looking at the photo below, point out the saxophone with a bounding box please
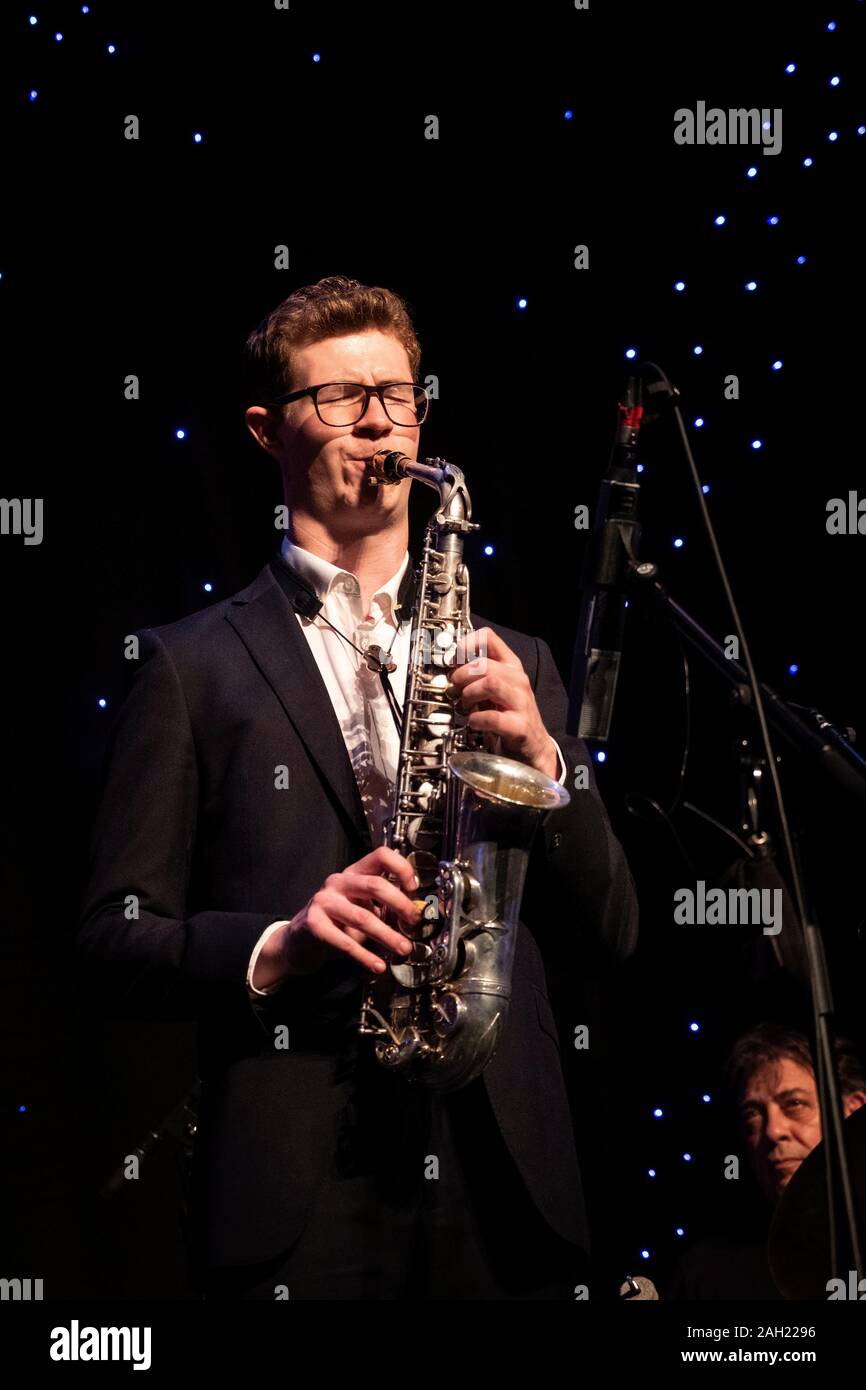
[358,448,570,1093]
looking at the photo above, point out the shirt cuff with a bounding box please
[247,919,292,997]
[550,737,568,785]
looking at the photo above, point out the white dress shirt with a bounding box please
[246,529,567,996]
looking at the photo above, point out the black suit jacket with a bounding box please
[76,554,639,1269]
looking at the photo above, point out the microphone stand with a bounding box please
[587,362,865,1291]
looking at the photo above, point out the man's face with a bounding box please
[739,1056,865,1202]
[246,330,419,536]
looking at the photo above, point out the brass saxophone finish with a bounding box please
[358,449,570,1092]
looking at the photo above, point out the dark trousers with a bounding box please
[198,1056,587,1300]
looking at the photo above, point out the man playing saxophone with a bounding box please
[77,275,639,1299]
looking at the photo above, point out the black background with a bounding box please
[1,0,864,1298]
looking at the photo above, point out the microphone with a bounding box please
[567,376,644,741]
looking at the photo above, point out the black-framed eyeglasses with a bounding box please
[264,381,430,428]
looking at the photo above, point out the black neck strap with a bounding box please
[268,549,417,624]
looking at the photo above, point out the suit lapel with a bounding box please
[225,561,374,854]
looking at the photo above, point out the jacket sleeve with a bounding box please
[522,634,639,969]
[75,627,298,1025]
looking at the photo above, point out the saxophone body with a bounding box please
[358,449,570,1093]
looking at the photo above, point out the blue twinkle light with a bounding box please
[516,297,527,310]
[636,463,644,474]
[683,1153,692,1163]
[674,280,686,292]
[625,347,637,359]
[29,89,38,101]
[788,663,799,675]
[673,537,684,548]
[596,750,606,763]
[647,1169,656,1178]
[55,31,63,41]
[653,1107,663,1117]
[641,1249,651,1261]
[745,280,757,291]
[767,215,779,226]
[29,15,37,24]
[828,131,839,142]
[194,132,203,144]
[203,582,213,593]
[693,344,703,355]
[483,544,494,556]
[702,1093,711,1103]
[313,52,321,62]
[772,359,783,370]
[796,255,807,265]
[702,484,710,494]
[19,1104,27,1112]
[175,428,186,440]
[694,417,704,428]
[564,109,573,121]
[827,21,837,31]
[98,698,107,708]
[689,1021,700,1033]
[107,44,116,54]
[751,439,763,450]
[803,157,813,167]
[830,76,840,87]
[746,166,757,178]
[676,1227,685,1237]
[785,63,796,74]
[858,127,866,137]
[713,214,726,226]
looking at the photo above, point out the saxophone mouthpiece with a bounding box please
[369,448,409,485]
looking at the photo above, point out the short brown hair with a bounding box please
[243,275,422,407]
[725,1022,866,1103]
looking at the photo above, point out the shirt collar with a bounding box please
[279,531,410,621]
